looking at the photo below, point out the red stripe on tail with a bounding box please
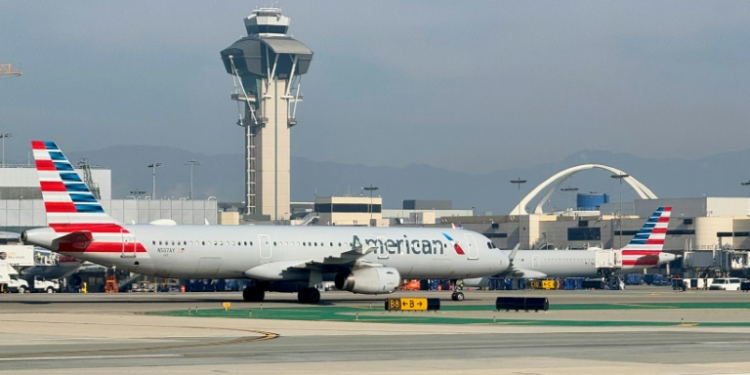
[40,181,67,192]
[35,160,56,171]
[31,141,47,150]
[45,202,77,213]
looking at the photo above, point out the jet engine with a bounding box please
[335,267,400,294]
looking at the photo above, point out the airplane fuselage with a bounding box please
[26,225,508,281]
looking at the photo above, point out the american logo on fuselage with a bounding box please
[352,234,461,256]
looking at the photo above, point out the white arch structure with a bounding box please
[509,164,658,215]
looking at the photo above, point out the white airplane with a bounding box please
[465,206,676,286]
[21,141,510,303]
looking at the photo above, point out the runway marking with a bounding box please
[0,320,279,359]
[619,303,678,309]
[0,354,183,362]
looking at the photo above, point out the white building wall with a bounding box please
[0,167,111,200]
[0,199,218,227]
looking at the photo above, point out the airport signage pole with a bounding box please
[611,173,629,248]
[148,162,163,200]
[186,160,200,200]
[0,133,11,167]
[363,185,378,226]
[510,178,527,248]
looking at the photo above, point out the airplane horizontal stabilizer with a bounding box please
[51,231,93,252]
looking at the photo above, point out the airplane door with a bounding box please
[121,231,137,258]
[463,233,479,260]
[259,234,272,259]
[376,236,388,259]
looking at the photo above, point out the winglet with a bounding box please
[507,243,521,262]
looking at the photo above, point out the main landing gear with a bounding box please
[450,279,465,301]
[242,286,265,302]
[297,287,320,304]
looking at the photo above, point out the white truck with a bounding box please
[1,259,30,293]
[27,276,60,293]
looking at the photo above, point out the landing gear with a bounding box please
[298,287,321,304]
[450,279,465,301]
[451,292,465,301]
[242,286,265,302]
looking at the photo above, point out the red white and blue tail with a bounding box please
[30,141,144,255]
[621,206,671,267]
[32,140,118,227]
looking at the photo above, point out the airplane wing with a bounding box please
[502,268,549,278]
[294,244,379,268]
[244,243,379,280]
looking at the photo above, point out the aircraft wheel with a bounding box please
[451,292,464,301]
[298,288,320,304]
[242,286,265,302]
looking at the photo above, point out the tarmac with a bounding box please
[1,286,750,374]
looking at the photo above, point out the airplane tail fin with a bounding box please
[621,206,671,266]
[32,140,122,232]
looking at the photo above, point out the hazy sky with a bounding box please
[2,1,749,173]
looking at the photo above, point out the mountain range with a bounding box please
[10,146,737,214]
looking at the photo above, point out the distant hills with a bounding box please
[44,146,750,215]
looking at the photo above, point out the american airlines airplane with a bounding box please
[21,141,510,303]
[464,206,676,286]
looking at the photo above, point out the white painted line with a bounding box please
[0,354,183,362]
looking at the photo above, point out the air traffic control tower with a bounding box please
[220,8,313,221]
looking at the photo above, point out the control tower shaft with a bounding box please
[221,8,313,221]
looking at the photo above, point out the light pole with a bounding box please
[510,178,527,248]
[185,160,200,200]
[611,173,629,248]
[363,185,379,225]
[0,133,12,167]
[742,180,750,198]
[147,163,163,199]
[560,187,579,210]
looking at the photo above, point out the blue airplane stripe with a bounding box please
[630,239,648,244]
[75,204,104,213]
[60,173,82,182]
[44,141,59,150]
[65,183,89,192]
[442,233,454,241]
[54,162,74,171]
[49,151,66,161]
[70,193,97,203]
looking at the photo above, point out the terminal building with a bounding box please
[0,165,218,233]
